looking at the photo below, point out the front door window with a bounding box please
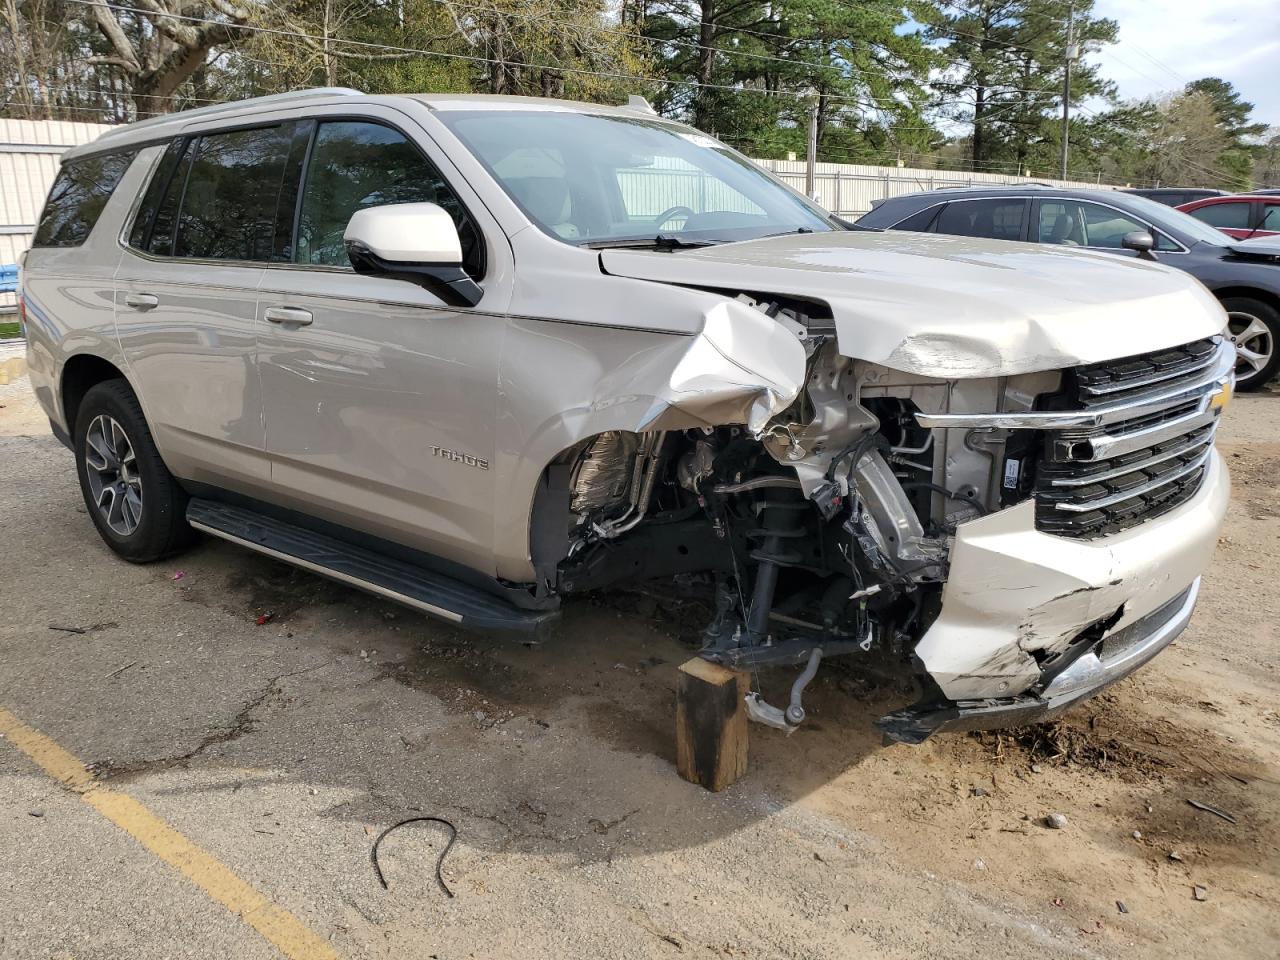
[294,120,484,278]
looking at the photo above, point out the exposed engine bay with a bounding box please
[544,297,1075,737]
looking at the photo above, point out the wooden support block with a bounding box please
[676,657,749,792]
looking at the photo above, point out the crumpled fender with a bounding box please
[492,294,806,582]
[637,298,806,433]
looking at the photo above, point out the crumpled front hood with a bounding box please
[600,231,1228,378]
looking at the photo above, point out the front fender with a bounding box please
[491,299,807,582]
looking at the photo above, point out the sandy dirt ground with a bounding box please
[0,367,1276,960]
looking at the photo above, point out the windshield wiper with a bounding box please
[583,234,724,251]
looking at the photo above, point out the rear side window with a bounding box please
[128,138,190,253]
[1187,201,1252,230]
[33,151,135,248]
[934,199,1026,241]
[890,206,941,231]
[1263,205,1280,231]
[173,126,290,261]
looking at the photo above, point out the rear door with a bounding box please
[116,124,294,494]
[931,197,1031,242]
[254,108,514,574]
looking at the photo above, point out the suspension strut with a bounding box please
[743,497,809,645]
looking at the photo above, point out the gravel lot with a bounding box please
[1,369,1277,960]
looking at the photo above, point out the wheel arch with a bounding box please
[1210,285,1280,314]
[60,353,131,436]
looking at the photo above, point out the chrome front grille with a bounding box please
[1074,338,1219,399]
[914,337,1234,541]
[1033,338,1230,539]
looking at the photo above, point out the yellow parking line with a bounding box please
[0,707,340,960]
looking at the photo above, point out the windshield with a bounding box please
[1122,193,1233,247]
[437,110,838,246]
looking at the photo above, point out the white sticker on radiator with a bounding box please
[1003,458,1021,489]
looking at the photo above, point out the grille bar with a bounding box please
[1080,405,1217,461]
[1045,447,1212,513]
[1076,338,1218,397]
[1029,337,1231,540]
[1047,428,1214,487]
[915,338,1234,431]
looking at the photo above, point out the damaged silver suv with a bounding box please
[21,89,1233,743]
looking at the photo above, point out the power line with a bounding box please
[65,0,966,115]
[62,0,1081,137]
[1126,43,1188,87]
[419,0,932,91]
[1093,47,1179,91]
[30,0,1143,158]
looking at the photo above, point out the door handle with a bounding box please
[263,306,314,326]
[124,292,159,310]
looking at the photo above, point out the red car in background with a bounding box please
[1176,194,1280,239]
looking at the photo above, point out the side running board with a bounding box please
[186,499,557,637]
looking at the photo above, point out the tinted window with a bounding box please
[145,140,197,257]
[33,151,135,247]
[1263,205,1280,230]
[934,199,1025,241]
[173,126,289,261]
[891,206,941,231]
[128,138,190,252]
[295,121,482,276]
[1187,201,1252,229]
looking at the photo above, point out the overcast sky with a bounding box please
[1090,0,1280,129]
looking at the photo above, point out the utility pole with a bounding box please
[805,99,819,199]
[1059,3,1077,180]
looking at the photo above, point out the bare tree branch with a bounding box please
[86,0,141,72]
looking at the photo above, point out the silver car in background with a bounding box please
[20,88,1232,742]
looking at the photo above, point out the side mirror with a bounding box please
[1121,230,1158,260]
[343,203,482,307]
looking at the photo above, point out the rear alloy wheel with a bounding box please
[74,379,194,562]
[1221,297,1280,392]
[84,414,144,535]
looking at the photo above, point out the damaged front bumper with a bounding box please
[878,447,1229,744]
[877,578,1199,743]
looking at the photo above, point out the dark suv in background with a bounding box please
[858,186,1280,390]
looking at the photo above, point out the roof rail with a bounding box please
[94,87,364,143]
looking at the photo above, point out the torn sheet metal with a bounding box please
[635,298,807,434]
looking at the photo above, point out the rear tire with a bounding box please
[1220,296,1279,391]
[74,379,194,562]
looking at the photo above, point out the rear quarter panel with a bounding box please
[22,148,157,433]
